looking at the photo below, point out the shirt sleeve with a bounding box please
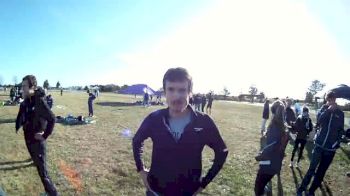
[201,115,228,188]
[132,115,153,172]
[39,98,56,139]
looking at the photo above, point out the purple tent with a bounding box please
[118,84,155,95]
[154,90,164,97]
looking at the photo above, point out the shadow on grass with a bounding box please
[291,167,305,194]
[319,182,333,196]
[0,159,34,171]
[96,102,138,107]
[277,173,284,196]
[291,168,299,192]
[0,118,16,124]
[305,141,315,161]
[0,158,32,165]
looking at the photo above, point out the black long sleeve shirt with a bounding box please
[132,106,228,195]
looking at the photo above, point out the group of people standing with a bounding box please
[11,69,347,196]
[189,93,214,115]
[257,93,345,196]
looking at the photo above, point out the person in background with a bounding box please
[88,92,96,117]
[289,107,313,168]
[297,91,344,196]
[254,100,286,196]
[201,94,207,112]
[261,99,270,136]
[46,94,53,109]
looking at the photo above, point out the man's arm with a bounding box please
[338,111,345,142]
[132,115,152,172]
[15,103,25,132]
[39,98,56,139]
[201,116,228,189]
[317,104,330,124]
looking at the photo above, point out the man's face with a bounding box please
[164,80,190,113]
[21,80,34,98]
[326,97,336,105]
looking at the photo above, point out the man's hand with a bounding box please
[34,132,45,141]
[328,103,337,111]
[193,187,203,195]
[139,169,151,190]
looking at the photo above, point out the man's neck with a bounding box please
[169,107,190,119]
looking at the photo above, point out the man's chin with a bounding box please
[170,106,186,113]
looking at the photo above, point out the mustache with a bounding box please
[171,100,184,104]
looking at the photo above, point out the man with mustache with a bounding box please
[132,67,228,196]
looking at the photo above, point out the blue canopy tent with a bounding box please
[154,90,164,97]
[118,84,155,95]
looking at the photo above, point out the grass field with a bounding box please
[1,91,349,196]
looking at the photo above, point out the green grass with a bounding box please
[1,91,349,196]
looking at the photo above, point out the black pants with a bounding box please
[26,140,58,196]
[254,170,275,196]
[201,103,206,112]
[88,103,93,116]
[291,139,307,163]
[298,147,335,194]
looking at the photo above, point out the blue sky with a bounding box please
[1,0,349,99]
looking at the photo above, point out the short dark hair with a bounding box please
[162,67,193,92]
[326,91,336,100]
[303,107,309,112]
[22,75,37,88]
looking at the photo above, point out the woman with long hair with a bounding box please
[254,100,287,196]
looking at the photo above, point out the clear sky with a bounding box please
[1,0,349,99]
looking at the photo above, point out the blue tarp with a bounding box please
[118,84,156,95]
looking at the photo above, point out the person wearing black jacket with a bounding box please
[15,75,58,196]
[297,91,344,196]
[261,99,270,136]
[88,93,96,117]
[201,95,207,112]
[254,100,287,196]
[289,107,313,168]
[285,98,296,131]
[46,94,53,109]
[133,68,228,196]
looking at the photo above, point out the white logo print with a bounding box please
[194,128,203,132]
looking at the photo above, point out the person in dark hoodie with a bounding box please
[46,94,53,109]
[88,92,96,117]
[201,94,207,112]
[194,94,201,111]
[285,98,296,131]
[133,67,228,196]
[206,93,214,115]
[297,91,344,196]
[289,107,313,168]
[254,100,286,196]
[15,75,58,196]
